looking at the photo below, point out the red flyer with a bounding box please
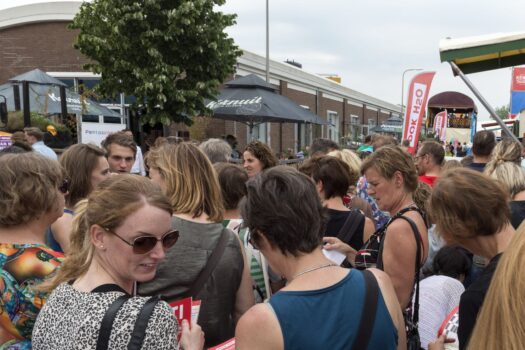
[208,338,235,350]
[169,297,192,339]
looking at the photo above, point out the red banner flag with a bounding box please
[433,110,447,141]
[510,67,525,118]
[402,72,436,154]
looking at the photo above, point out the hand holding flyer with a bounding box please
[170,297,201,340]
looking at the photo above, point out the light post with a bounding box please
[401,68,423,118]
[265,0,271,145]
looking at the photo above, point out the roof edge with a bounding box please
[0,1,82,30]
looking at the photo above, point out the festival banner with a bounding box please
[433,110,447,141]
[510,67,525,118]
[402,72,436,154]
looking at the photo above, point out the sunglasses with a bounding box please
[59,179,70,194]
[103,227,179,254]
[247,230,259,250]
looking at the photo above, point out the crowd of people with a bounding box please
[0,128,524,350]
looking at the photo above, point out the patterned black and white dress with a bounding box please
[32,283,178,350]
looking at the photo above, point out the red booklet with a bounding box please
[169,297,192,340]
[208,338,235,350]
[169,297,202,340]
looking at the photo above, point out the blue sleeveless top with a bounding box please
[268,269,398,350]
[45,208,74,253]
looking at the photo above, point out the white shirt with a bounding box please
[416,275,465,349]
[130,146,146,176]
[32,141,58,160]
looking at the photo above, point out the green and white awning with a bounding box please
[440,32,525,74]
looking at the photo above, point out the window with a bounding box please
[327,111,339,142]
[249,123,267,143]
[368,119,377,127]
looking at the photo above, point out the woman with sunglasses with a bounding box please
[141,142,254,348]
[0,153,66,349]
[47,143,111,253]
[32,175,204,350]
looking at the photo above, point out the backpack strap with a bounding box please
[351,270,379,350]
[376,206,422,270]
[127,296,162,350]
[396,215,423,326]
[181,228,230,299]
[337,209,365,247]
[96,295,129,350]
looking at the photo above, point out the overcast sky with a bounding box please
[2,0,525,120]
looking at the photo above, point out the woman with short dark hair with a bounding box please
[299,156,374,261]
[236,166,405,350]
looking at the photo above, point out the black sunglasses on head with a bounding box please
[59,179,70,194]
[104,228,179,254]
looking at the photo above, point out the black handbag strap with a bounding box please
[182,228,230,299]
[96,295,129,350]
[127,296,162,350]
[396,216,423,326]
[352,270,379,350]
[337,209,364,246]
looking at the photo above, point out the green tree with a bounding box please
[495,105,510,120]
[70,0,241,125]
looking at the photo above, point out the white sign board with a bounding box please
[81,122,125,146]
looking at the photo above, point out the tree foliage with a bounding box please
[70,0,241,125]
[495,105,510,120]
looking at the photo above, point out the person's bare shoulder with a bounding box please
[235,303,283,350]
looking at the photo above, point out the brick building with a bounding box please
[0,1,401,152]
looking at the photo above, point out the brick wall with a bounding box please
[0,21,88,83]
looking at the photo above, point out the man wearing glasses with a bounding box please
[414,141,444,187]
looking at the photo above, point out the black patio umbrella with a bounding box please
[0,82,121,117]
[207,74,327,139]
[8,68,69,127]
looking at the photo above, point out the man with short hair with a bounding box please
[101,131,137,173]
[122,129,145,176]
[415,141,445,187]
[309,138,339,157]
[199,138,231,164]
[467,130,496,172]
[23,127,57,160]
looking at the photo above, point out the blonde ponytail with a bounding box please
[40,199,94,292]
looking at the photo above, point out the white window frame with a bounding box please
[327,110,339,142]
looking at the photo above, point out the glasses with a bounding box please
[414,154,427,161]
[103,227,179,254]
[58,179,70,194]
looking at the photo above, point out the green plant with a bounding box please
[4,111,70,134]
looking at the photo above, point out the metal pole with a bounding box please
[22,81,30,127]
[401,68,423,118]
[265,0,271,146]
[265,0,269,83]
[449,61,520,144]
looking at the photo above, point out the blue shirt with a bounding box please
[268,269,398,350]
[32,141,57,160]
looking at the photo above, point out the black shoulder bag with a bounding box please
[397,215,423,350]
[351,270,379,350]
[96,295,162,350]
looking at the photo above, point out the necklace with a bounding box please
[291,263,337,281]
